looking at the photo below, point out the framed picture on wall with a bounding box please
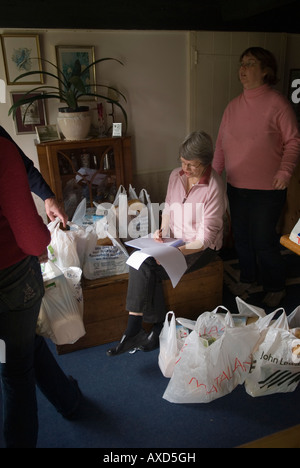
[55,45,96,100]
[1,34,43,85]
[288,69,300,123]
[10,92,47,134]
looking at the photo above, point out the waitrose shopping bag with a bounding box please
[163,311,260,404]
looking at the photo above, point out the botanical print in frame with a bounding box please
[1,34,43,85]
[11,92,47,134]
[55,45,96,100]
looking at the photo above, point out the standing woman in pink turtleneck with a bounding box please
[213,47,300,308]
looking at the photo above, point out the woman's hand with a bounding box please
[45,197,68,228]
[153,228,164,243]
[38,249,48,264]
[273,178,288,190]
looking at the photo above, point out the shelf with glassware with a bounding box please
[36,136,133,353]
[35,136,133,221]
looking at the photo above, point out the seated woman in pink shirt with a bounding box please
[213,47,300,308]
[107,131,227,356]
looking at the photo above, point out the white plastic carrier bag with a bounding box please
[245,310,300,397]
[158,312,190,378]
[37,261,86,345]
[128,185,156,238]
[287,305,300,337]
[158,311,189,378]
[159,312,178,378]
[289,218,300,245]
[82,226,129,279]
[47,218,81,269]
[163,309,260,404]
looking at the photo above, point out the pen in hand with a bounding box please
[154,228,164,243]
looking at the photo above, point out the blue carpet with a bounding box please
[0,247,299,449]
[1,338,299,449]
[16,343,300,448]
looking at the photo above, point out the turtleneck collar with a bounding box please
[243,83,270,98]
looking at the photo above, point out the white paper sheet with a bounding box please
[126,243,187,288]
[125,235,184,250]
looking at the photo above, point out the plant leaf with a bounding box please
[69,76,86,94]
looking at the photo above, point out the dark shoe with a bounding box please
[139,330,160,352]
[106,329,148,357]
[263,289,286,308]
[227,281,257,297]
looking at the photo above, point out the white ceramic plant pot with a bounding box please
[57,107,91,141]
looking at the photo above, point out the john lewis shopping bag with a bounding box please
[245,311,300,397]
[163,311,260,404]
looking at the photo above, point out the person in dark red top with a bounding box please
[0,125,67,227]
[0,136,81,448]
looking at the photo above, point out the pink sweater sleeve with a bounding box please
[274,103,300,184]
[0,138,50,257]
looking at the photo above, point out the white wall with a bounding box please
[0,29,189,204]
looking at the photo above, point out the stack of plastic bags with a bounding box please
[46,183,154,281]
[159,298,300,404]
[37,184,154,345]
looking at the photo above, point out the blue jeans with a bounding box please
[227,184,287,292]
[0,256,80,448]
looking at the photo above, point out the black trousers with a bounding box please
[126,248,218,323]
[227,184,286,292]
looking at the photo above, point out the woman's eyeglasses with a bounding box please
[180,159,201,170]
[239,60,257,69]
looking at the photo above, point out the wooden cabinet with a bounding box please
[36,136,133,353]
[36,136,133,220]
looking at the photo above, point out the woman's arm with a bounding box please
[0,138,50,256]
[153,213,170,242]
[273,101,300,188]
[178,240,204,256]
[212,117,226,176]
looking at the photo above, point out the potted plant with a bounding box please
[8,57,127,140]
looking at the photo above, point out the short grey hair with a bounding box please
[179,131,213,167]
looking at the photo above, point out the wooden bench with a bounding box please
[163,256,223,320]
[56,256,223,354]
